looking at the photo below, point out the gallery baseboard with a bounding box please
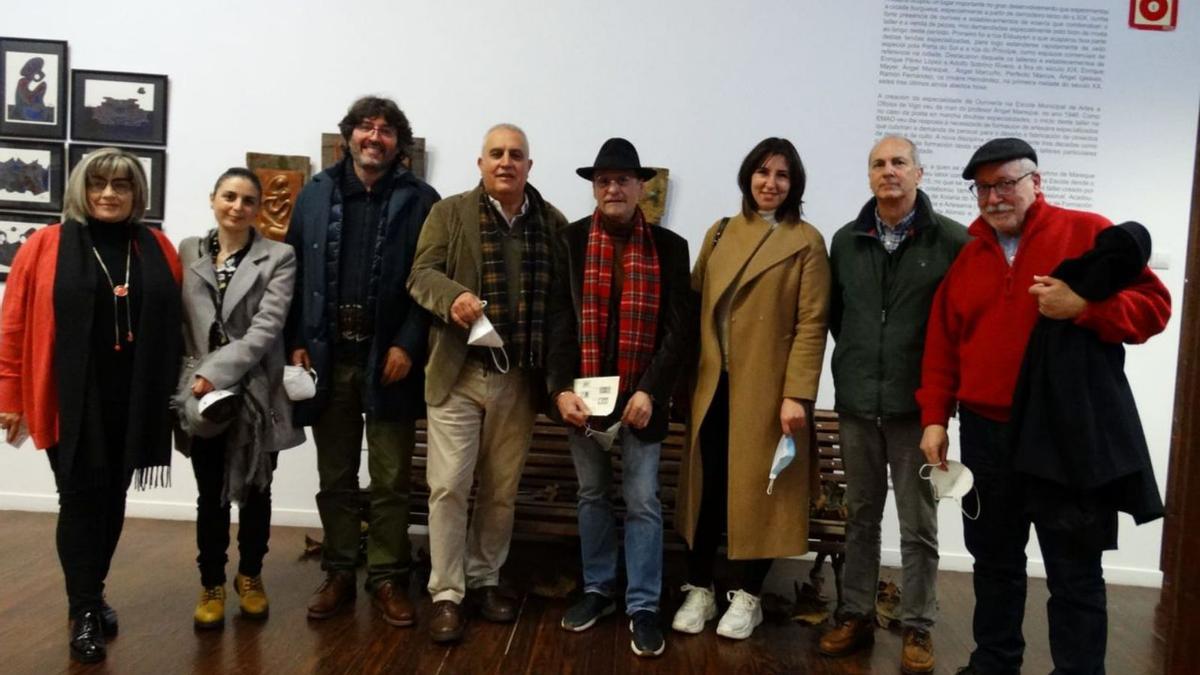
[1,494,1162,588]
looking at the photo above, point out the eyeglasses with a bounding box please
[969,171,1035,198]
[86,177,134,195]
[354,121,397,140]
[594,175,638,190]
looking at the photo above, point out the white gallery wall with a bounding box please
[2,0,1197,587]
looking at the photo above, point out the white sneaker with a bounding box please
[670,584,717,634]
[715,589,763,640]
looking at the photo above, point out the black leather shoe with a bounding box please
[100,601,118,637]
[69,610,106,663]
[473,585,518,623]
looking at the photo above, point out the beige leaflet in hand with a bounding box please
[572,376,620,417]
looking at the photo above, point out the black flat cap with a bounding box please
[962,138,1038,179]
[577,138,657,181]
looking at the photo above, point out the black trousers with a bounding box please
[48,448,132,617]
[190,434,276,587]
[960,408,1111,675]
[686,373,772,595]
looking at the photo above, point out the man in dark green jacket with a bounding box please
[819,136,967,675]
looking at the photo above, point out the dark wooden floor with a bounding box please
[0,510,1162,674]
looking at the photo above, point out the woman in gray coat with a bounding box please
[176,168,303,628]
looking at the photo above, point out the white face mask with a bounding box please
[282,365,318,401]
[467,313,504,348]
[466,300,509,372]
[767,435,796,495]
[920,460,980,519]
[585,420,623,452]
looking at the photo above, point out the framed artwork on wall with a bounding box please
[69,143,166,220]
[0,37,68,139]
[0,211,57,280]
[639,167,669,224]
[0,139,63,212]
[70,69,168,146]
[246,152,310,241]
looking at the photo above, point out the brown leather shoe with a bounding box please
[306,572,356,619]
[473,585,517,623]
[429,600,465,643]
[901,627,935,674]
[371,581,415,627]
[818,616,875,656]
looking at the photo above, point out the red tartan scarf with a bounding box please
[579,208,661,393]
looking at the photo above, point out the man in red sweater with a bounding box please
[916,138,1170,675]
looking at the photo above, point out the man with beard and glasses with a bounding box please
[408,123,567,644]
[917,137,1170,675]
[285,96,439,627]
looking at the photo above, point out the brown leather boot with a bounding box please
[306,571,356,619]
[818,616,875,656]
[901,627,935,674]
[429,600,465,643]
[371,580,415,627]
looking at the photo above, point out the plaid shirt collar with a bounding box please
[874,206,917,253]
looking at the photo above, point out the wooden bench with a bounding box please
[407,411,847,587]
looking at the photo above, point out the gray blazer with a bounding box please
[177,230,305,454]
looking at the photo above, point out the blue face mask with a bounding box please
[767,435,795,495]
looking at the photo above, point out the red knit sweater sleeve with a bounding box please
[0,228,55,414]
[1074,266,1171,344]
[916,265,961,428]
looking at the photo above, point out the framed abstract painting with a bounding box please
[0,139,63,213]
[0,211,57,280]
[70,69,168,146]
[0,37,68,139]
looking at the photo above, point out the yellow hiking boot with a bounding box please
[193,586,225,629]
[234,574,269,619]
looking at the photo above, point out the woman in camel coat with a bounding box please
[671,137,830,640]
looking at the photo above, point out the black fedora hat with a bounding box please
[577,138,658,181]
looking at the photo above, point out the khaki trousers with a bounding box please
[425,361,536,604]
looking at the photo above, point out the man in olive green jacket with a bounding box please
[407,123,566,644]
[819,136,968,675]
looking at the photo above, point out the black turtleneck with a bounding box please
[70,217,143,470]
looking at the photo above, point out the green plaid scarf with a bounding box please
[477,186,550,369]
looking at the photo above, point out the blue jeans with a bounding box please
[568,425,663,615]
[960,408,1109,675]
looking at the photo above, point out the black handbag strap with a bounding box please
[711,217,731,251]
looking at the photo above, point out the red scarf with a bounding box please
[579,208,660,393]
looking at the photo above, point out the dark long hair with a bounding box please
[737,137,806,222]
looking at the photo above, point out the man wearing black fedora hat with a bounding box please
[916,137,1171,674]
[545,138,692,657]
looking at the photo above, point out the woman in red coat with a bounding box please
[0,147,182,664]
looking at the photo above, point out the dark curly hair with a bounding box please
[337,96,414,160]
